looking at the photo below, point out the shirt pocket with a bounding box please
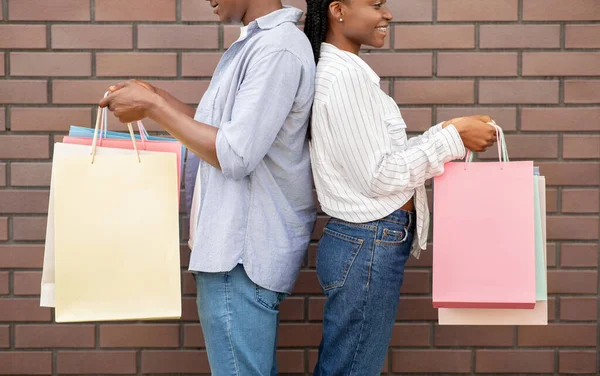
[384,114,408,148]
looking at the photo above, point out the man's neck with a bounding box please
[242,0,283,25]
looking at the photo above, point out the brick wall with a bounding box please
[0,0,598,374]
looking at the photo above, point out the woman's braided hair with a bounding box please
[304,0,334,64]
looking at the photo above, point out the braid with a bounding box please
[304,0,333,64]
[305,0,339,139]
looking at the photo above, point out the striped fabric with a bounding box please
[309,43,466,258]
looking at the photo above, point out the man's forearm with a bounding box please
[148,94,221,170]
[155,87,197,118]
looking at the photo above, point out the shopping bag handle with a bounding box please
[99,92,149,149]
[91,94,141,164]
[464,121,509,170]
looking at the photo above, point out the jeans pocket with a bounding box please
[255,284,287,311]
[316,228,365,291]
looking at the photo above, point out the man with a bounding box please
[100,1,316,374]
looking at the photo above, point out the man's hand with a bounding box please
[99,80,163,123]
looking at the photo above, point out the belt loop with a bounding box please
[407,211,412,229]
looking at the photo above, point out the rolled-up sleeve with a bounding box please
[216,50,303,180]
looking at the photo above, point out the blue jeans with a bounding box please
[313,209,416,376]
[195,264,286,376]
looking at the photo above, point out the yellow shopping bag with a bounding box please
[51,110,181,323]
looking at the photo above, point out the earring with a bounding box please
[339,18,343,22]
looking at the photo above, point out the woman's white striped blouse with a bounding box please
[309,43,466,258]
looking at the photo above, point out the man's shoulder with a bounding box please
[249,24,314,65]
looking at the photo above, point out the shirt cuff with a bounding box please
[436,124,466,161]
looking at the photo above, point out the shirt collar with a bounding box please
[320,42,381,85]
[248,6,303,31]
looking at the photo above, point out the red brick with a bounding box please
[141,350,210,374]
[0,299,51,321]
[96,53,177,77]
[0,135,49,159]
[560,243,599,267]
[566,25,600,48]
[548,270,597,294]
[53,80,208,105]
[547,215,598,240]
[138,25,219,49]
[522,108,600,131]
[0,81,47,104]
[0,326,8,348]
[438,0,518,21]
[16,325,95,348]
[13,217,47,241]
[435,325,514,347]
[100,324,180,348]
[560,297,598,321]
[397,296,438,321]
[562,188,599,213]
[183,324,205,348]
[0,164,5,187]
[11,108,92,132]
[277,350,305,374]
[280,297,305,321]
[96,0,175,21]
[479,80,559,104]
[224,25,242,48]
[563,135,600,159]
[519,324,597,346]
[392,350,471,373]
[438,52,517,77]
[559,351,597,374]
[394,80,474,104]
[364,53,432,77]
[11,52,91,77]
[386,0,433,22]
[390,324,430,346]
[565,80,600,103]
[524,53,600,76]
[57,351,137,374]
[0,272,8,295]
[278,324,322,347]
[395,25,475,49]
[14,271,41,295]
[51,25,133,49]
[0,52,4,76]
[0,25,46,48]
[400,108,433,132]
[0,352,52,375]
[182,52,223,77]
[0,217,7,241]
[181,0,219,21]
[292,269,321,294]
[523,0,600,21]
[545,188,557,213]
[10,163,52,187]
[0,245,44,268]
[0,190,49,214]
[400,270,431,294]
[480,25,560,49]
[307,296,325,321]
[546,243,558,267]
[0,108,5,131]
[181,297,199,321]
[475,350,555,373]
[479,135,558,160]
[9,0,90,20]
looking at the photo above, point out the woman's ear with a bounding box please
[329,1,345,22]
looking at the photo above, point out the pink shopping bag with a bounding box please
[432,123,536,309]
[63,118,182,191]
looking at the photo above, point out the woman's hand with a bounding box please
[443,115,498,152]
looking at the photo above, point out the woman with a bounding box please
[304,0,497,374]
